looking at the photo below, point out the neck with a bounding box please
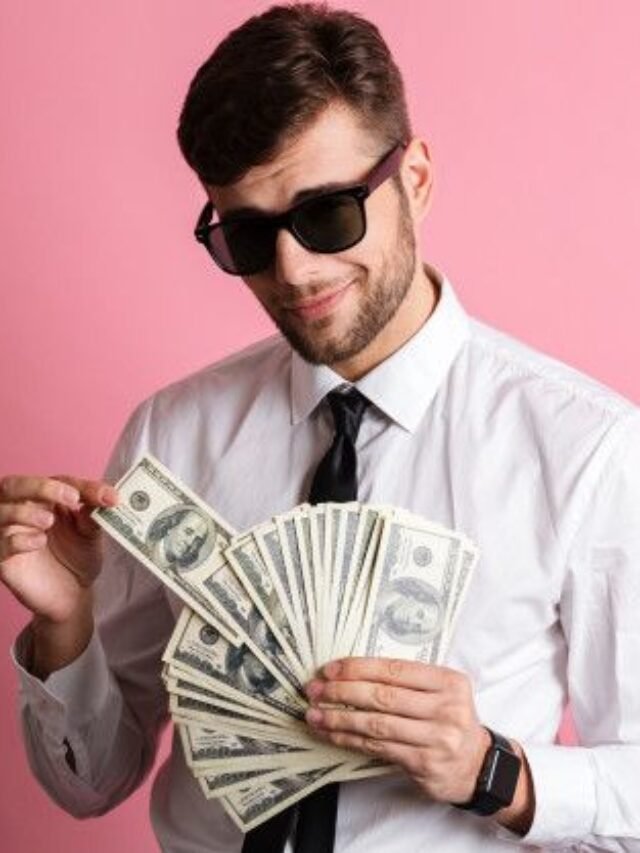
[332,262,438,382]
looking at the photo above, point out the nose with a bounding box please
[272,226,321,286]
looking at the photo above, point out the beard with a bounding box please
[262,185,417,366]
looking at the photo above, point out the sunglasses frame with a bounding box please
[194,141,408,276]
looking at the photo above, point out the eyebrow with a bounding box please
[220,180,354,221]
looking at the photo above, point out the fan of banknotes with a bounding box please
[93,454,478,831]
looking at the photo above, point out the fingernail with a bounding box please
[305,680,324,701]
[306,708,324,727]
[99,487,118,505]
[323,661,342,679]
[61,486,80,507]
[37,511,54,528]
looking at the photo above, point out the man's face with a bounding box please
[165,511,208,562]
[206,103,422,368]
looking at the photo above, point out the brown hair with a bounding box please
[177,2,412,187]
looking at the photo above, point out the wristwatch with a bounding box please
[454,727,522,816]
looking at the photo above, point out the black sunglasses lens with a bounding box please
[209,219,276,275]
[294,194,365,252]
[205,193,365,275]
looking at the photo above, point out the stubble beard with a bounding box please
[266,187,418,366]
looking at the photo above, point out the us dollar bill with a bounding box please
[220,765,345,832]
[92,454,239,642]
[275,510,315,668]
[226,533,308,684]
[163,608,306,719]
[355,516,462,664]
[164,671,287,726]
[169,694,309,746]
[177,720,311,771]
[178,717,351,772]
[194,551,306,698]
[198,765,281,799]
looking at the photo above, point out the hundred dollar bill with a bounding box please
[226,533,307,685]
[292,507,317,651]
[336,511,387,659]
[325,503,360,657]
[92,454,239,642]
[164,608,306,719]
[253,522,315,672]
[194,550,305,698]
[390,509,479,661]
[198,765,282,799]
[170,693,310,746]
[221,764,344,832]
[164,673,291,727]
[275,509,315,668]
[308,505,331,664]
[177,716,351,772]
[178,720,312,772]
[438,544,478,661]
[316,503,341,663]
[355,516,463,665]
[198,759,344,800]
[335,505,383,655]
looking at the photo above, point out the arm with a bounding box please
[11,399,175,817]
[518,411,640,850]
[15,538,174,817]
[304,412,640,850]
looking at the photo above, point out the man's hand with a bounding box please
[0,474,119,677]
[305,657,534,834]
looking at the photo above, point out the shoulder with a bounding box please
[105,333,291,477]
[454,318,639,503]
[461,318,636,432]
[148,332,289,414]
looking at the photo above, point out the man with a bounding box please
[1,3,639,851]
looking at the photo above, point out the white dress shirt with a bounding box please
[12,262,640,852]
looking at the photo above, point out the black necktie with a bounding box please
[241,386,369,853]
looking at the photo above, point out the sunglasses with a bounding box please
[194,142,407,276]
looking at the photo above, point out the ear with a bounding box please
[400,138,434,223]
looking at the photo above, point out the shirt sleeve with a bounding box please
[516,410,640,850]
[12,397,176,817]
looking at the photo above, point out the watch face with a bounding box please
[489,747,521,804]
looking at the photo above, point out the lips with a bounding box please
[284,279,355,321]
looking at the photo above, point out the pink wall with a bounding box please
[1,1,639,849]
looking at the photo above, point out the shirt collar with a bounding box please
[290,262,470,432]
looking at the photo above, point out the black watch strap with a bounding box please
[454,727,521,817]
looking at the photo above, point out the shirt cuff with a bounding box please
[495,744,596,846]
[12,624,113,737]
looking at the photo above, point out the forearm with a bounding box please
[15,625,166,818]
[495,742,640,851]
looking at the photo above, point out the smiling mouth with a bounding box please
[283,280,355,319]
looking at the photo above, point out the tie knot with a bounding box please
[327,387,369,443]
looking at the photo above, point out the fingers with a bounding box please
[307,677,441,720]
[0,475,118,510]
[319,657,458,693]
[0,502,55,531]
[307,704,436,747]
[310,725,427,774]
[54,476,119,508]
[0,529,48,561]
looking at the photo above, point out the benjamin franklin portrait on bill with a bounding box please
[147,504,215,572]
[377,577,443,645]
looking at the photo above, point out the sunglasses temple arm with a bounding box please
[366,142,408,194]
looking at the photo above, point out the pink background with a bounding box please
[1,1,639,849]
